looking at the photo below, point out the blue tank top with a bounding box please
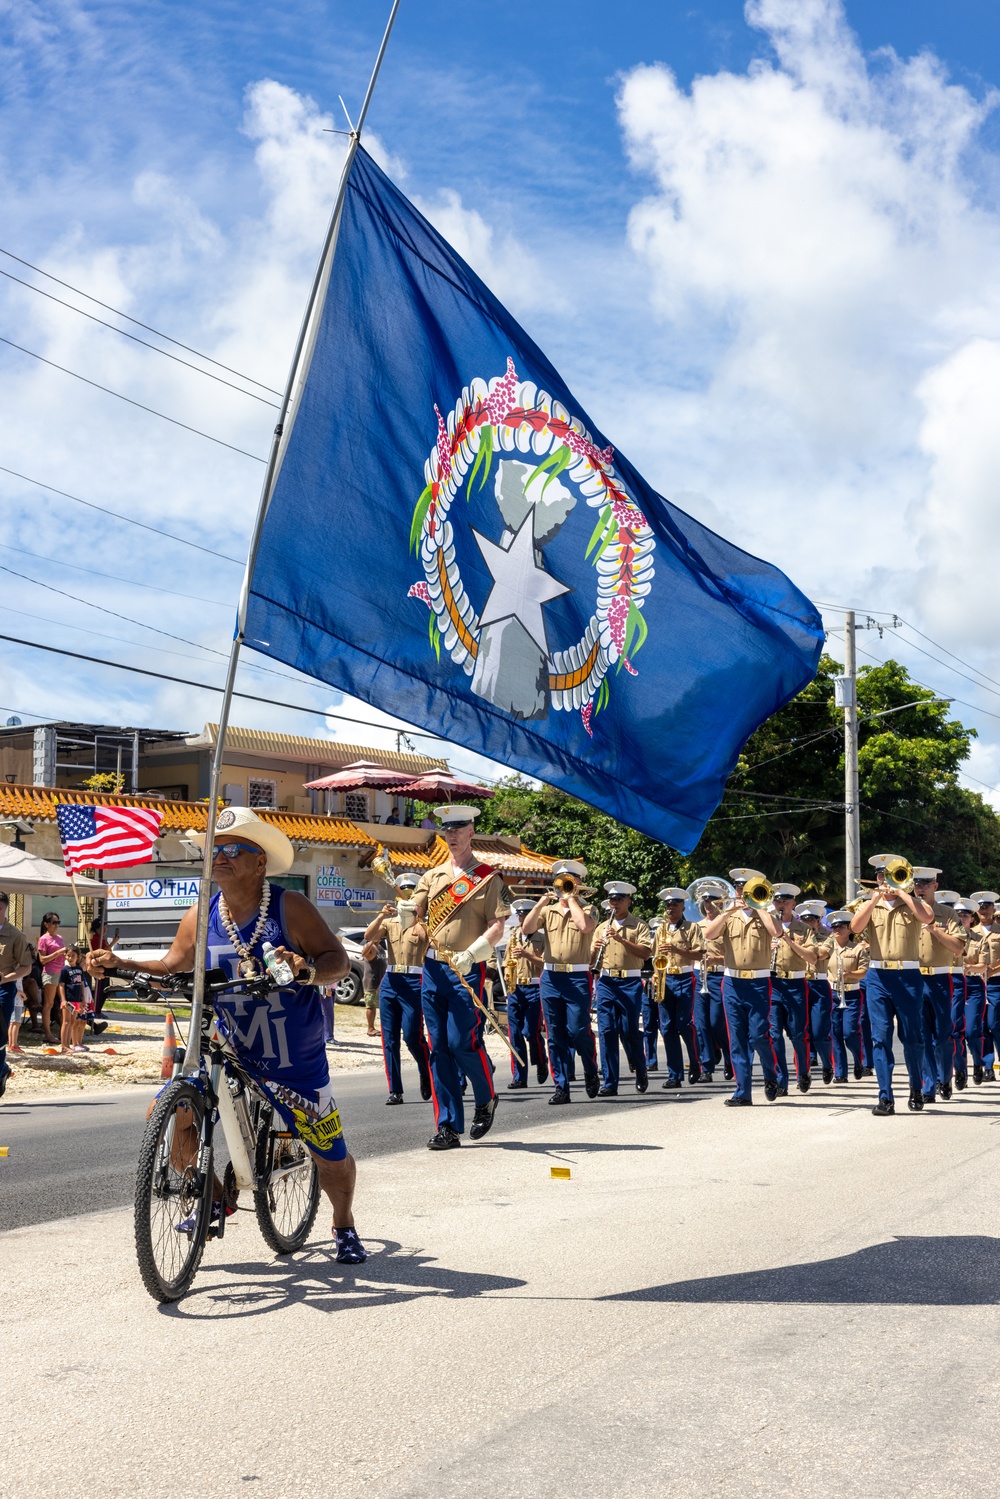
[207,886,328,1092]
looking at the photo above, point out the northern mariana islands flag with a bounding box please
[244,146,823,853]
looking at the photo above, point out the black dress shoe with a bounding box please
[908,1090,924,1112]
[635,1074,648,1094]
[922,1091,936,1105]
[940,1082,953,1100]
[700,1071,714,1084]
[598,1085,618,1097]
[797,1074,811,1093]
[536,1062,549,1085]
[854,1063,864,1080]
[506,1079,528,1090]
[661,1078,682,1090]
[955,1071,967,1091]
[764,1080,778,1101]
[724,1065,734,1081]
[427,1127,461,1149]
[470,1096,498,1140]
[872,1098,895,1116]
[724,1096,752,1107]
[777,1086,788,1097]
[91,1019,109,1035]
[688,1068,702,1085]
[419,1073,433,1102]
[863,1067,875,1077]
[834,1076,848,1085]
[584,1072,601,1099]
[822,1067,834,1084]
[974,1066,985,1084]
[548,1087,571,1105]
[385,1092,404,1105]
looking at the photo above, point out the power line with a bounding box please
[885,628,1000,706]
[0,334,266,463]
[0,630,454,743]
[0,266,281,408]
[0,245,282,396]
[0,464,242,563]
[0,541,232,608]
[854,641,1000,723]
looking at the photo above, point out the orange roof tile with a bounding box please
[365,835,555,877]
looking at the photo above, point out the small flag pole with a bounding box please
[183,0,403,1075]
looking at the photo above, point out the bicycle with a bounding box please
[110,966,321,1304]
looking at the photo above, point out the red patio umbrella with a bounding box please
[304,760,416,792]
[392,770,495,802]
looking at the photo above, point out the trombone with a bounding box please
[742,875,774,909]
[551,874,597,898]
[883,856,914,893]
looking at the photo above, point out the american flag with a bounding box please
[56,803,163,874]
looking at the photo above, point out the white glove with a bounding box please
[396,899,417,931]
[452,934,494,974]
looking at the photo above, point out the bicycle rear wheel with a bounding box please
[134,1080,213,1302]
[253,1108,320,1254]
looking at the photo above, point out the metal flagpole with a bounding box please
[182,0,403,1074]
[843,608,860,902]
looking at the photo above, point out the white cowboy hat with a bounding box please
[185,806,294,877]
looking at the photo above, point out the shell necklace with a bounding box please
[219,880,271,979]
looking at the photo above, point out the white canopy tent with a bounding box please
[0,843,106,898]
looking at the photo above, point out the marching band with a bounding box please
[363,811,1000,1146]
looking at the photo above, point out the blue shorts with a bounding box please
[257,1077,348,1162]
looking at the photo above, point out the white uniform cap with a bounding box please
[971,890,1000,905]
[512,898,534,913]
[828,909,854,926]
[868,853,905,870]
[436,804,481,826]
[185,806,293,877]
[798,899,828,917]
[954,900,977,914]
[935,890,961,906]
[394,872,418,890]
[604,881,636,897]
[911,867,942,880]
[552,859,587,879]
[601,899,612,912]
[772,883,801,898]
[658,886,688,903]
[729,867,765,883]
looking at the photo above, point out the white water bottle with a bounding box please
[261,941,294,986]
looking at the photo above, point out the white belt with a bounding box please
[387,965,423,975]
[544,962,590,973]
[724,968,771,980]
[600,968,643,979]
[659,965,693,975]
[869,960,919,970]
[920,965,955,976]
[514,977,540,986]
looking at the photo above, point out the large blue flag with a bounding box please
[244,146,822,853]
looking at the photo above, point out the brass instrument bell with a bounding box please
[742,875,774,909]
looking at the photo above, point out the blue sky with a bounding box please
[3,0,1000,817]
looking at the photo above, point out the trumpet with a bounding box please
[743,875,774,909]
[883,856,914,893]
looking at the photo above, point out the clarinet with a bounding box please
[590,918,617,977]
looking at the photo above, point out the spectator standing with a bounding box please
[7,982,25,1056]
[0,891,32,1098]
[58,946,94,1054]
[37,912,69,1045]
[419,813,437,830]
[362,937,387,1037]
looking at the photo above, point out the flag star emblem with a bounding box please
[472,513,570,658]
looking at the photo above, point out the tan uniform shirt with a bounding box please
[970,922,1000,974]
[382,914,429,969]
[855,897,924,963]
[537,901,600,966]
[655,917,705,970]
[592,914,652,972]
[0,919,30,979]
[718,908,775,971]
[918,901,967,970]
[698,917,725,967]
[510,931,545,985]
[774,917,817,978]
[818,937,870,989]
[414,864,510,951]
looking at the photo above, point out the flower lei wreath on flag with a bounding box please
[407,358,655,736]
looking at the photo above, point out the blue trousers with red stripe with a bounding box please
[865,966,924,1103]
[378,971,431,1097]
[964,976,986,1070]
[595,975,646,1090]
[808,978,834,1074]
[659,972,700,1082]
[695,970,732,1075]
[722,976,777,1101]
[506,982,547,1086]
[421,958,495,1135]
[540,969,598,1094]
[769,977,810,1089]
[921,972,956,1094]
[951,973,967,1076]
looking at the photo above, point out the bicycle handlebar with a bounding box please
[101,966,272,1001]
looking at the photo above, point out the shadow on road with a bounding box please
[601,1235,1000,1305]
[482,1140,662,1155]
[163,1237,525,1320]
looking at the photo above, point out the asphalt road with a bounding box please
[0,1061,671,1231]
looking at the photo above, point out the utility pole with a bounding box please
[839,610,861,901]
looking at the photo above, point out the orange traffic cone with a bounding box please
[161,1010,178,1079]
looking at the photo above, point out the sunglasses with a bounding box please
[441,821,473,832]
[212,842,262,861]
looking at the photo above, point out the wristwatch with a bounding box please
[297,963,317,986]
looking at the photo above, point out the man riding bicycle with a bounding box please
[86,807,366,1264]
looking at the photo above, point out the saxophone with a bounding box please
[503,933,521,993]
[652,922,670,1003]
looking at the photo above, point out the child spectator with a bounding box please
[58,946,94,1055]
[37,912,68,1042]
[7,982,25,1055]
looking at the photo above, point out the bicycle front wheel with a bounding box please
[134,1079,213,1303]
[253,1109,320,1254]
